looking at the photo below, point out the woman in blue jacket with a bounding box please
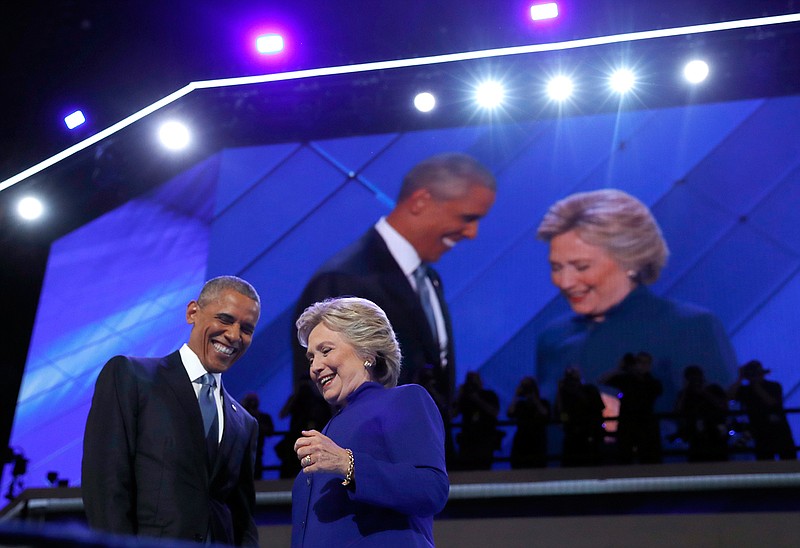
[292,297,449,547]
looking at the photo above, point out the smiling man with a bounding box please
[82,276,261,546]
[293,153,496,418]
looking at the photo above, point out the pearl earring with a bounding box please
[364,360,372,368]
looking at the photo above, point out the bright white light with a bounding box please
[64,110,86,130]
[256,34,284,54]
[531,3,559,21]
[414,92,436,112]
[683,59,710,83]
[547,75,573,101]
[609,68,636,93]
[4,12,800,193]
[17,196,44,220]
[475,81,505,108]
[158,121,191,150]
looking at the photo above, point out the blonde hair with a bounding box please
[537,189,669,284]
[296,297,401,387]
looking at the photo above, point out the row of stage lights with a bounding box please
[19,56,711,223]
[415,59,711,111]
[16,0,737,223]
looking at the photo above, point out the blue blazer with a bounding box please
[82,351,259,546]
[292,383,449,547]
[537,286,738,412]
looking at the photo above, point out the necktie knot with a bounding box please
[199,373,216,389]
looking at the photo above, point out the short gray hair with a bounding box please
[296,297,401,388]
[398,152,496,203]
[536,189,669,284]
[198,275,261,308]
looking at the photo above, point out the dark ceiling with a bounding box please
[1,0,799,452]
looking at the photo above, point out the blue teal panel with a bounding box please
[587,100,761,204]
[748,170,800,256]
[208,146,347,275]
[649,184,738,291]
[310,133,402,177]
[215,143,300,214]
[448,228,551,376]
[688,95,800,215]
[665,223,800,330]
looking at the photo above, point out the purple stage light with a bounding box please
[64,110,86,130]
[530,2,558,21]
[256,33,284,54]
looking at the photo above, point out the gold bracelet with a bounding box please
[341,449,354,486]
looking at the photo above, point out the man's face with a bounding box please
[186,288,260,373]
[414,180,496,263]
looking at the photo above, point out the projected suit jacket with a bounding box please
[293,227,455,403]
[82,351,259,546]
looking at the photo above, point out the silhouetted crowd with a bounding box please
[244,356,796,478]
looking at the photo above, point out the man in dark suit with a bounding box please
[293,152,496,411]
[82,276,261,546]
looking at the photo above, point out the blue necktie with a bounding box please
[198,373,219,450]
[414,264,439,347]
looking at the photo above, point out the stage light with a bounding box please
[64,110,86,130]
[547,75,573,101]
[414,92,436,112]
[683,59,709,83]
[475,81,505,108]
[530,2,558,21]
[609,68,636,93]
[17,196,44,220]
[256,33,284,55]
[158,121,191,150]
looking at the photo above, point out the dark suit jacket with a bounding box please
[82,351,259,546]
[294,227,455,403]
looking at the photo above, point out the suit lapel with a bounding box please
[211,387,244,478]
[161,351,212,466]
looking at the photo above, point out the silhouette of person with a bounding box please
[507,376,551,469]
[274,377,332,478]
[728,360,796,461]
[672,365,730,462]
[452,371,502,470]
[600,352,663,464]
[241,392,275,479]
[555,367,606,467]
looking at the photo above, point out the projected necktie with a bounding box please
[414,264,439,347]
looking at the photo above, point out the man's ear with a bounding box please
[408,188,432,215]
[186,300,199,325]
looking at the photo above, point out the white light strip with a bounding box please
[2,12,799,193]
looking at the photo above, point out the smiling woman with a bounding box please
[291,296,448,547]
[535,189,738,415]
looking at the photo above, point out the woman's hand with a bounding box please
[294,429,350,476]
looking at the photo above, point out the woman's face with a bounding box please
[548,229,634,320]
[306,322,372,407]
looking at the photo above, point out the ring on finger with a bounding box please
[303,455,312,466]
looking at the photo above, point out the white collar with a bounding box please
[374,216,422,277]
[179,343,222,386]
